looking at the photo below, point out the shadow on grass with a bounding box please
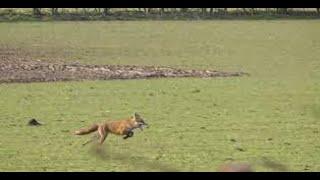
[88,143,181,172]
[259,157,289,172]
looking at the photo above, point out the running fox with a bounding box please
[74,113,148,145]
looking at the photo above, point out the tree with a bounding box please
[209,8,214,15]
[250,8,255,15]
[283,8,288,14]
[103,8,110,16]
[181,8,188,13]
[201,8,207,16]
[143,8,153,15]
[33,8,41,16]
[276,8,288,14]
[171,8,177,14]
[83,8,88,15]
[242,8,247,14]
[265,8,270,14]
[51,8,58,16]
[160,8,165,16]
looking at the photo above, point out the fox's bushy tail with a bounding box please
[74,124,99,135]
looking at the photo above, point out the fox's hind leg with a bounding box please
[98,127,108,145]
[82,133,99,146]
[99,133,108,145]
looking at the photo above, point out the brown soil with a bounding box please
[0,48,249,83]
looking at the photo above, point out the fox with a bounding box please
[74,113,148,146]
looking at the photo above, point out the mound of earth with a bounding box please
[28,119,42,126]
[0,57,249,83]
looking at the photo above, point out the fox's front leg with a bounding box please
[123,131,134,139]
[123,128,134,140]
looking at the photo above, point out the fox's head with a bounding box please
[133,112,149,130]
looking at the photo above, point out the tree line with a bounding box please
[33,8,320,16]
[1,8,319,19]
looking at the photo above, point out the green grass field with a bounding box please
[0,20,320,171]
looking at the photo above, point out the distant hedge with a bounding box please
[0,8,319,21]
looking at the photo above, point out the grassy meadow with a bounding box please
[0,20,320,171]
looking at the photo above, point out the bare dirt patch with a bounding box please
[0,48,249,83]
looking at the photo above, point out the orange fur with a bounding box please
[74,113,148,145]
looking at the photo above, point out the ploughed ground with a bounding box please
[0,48,249,83]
